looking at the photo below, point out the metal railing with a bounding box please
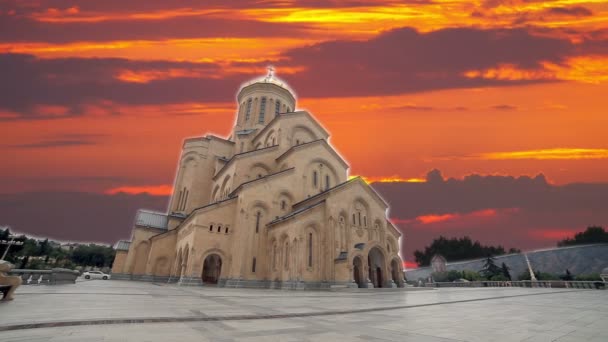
[430,280,606,289]
[8,268,79,285]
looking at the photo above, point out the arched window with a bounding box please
[281,200,286,210]
[259,97,266,124]
[217,225,221,233]
[313,171,318,187]
[352,213,356,225]
[255,211,261,233]
[209,225,213,232]
[325,175,330,190]
[308,233,313,268]
[275,100,281,115]
[252,257,257,273]
[272,138,276,145]
[245,98,252,121]
[225,227,229,234]
[358,212,361,226]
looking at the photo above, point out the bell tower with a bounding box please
[232,67,297,138]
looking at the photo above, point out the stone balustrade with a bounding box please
[431,280,606,289]
[8,268,79,285]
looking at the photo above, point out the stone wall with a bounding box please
[405,244,608,281]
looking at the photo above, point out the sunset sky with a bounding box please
[1,0,607,265]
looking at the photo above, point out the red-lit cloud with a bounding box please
[105,185,173,196]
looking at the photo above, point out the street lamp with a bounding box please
[1,234,24,260]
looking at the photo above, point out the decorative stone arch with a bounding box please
[351,253,365,288]
[390,257,404,287]
[250,162,272,179]
[302,222,321,275]
[276,189,295,212]
[386,235,397,255]
[361,241,389,288]
[212,185,220,202]
[304,158,339,194]
[254,142,262,150]
[174,247,183,277]
[131,241,151,275]
[200,248,230,285]
[219,175,231,199]
[181,244,190,278]
[264,129,277,147]
[291,125,317,146]
[350,197,371,228]
[248,200,270,233]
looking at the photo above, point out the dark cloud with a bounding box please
[0,53,245,117]
[2,26,605,119]
[5,133,108,148]
[545,6,593,17]
[282,27,576,97]
[372,170,608,259]
[8,140,97,148]
[0,14,309,43]
[2,172,606,260]
[491,104,517,110]
[0,192,168,244]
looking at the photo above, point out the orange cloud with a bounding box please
[477,148,608,160]
[464,56,608,84]
[350,175,426,183]
[403,260,418,269]
[105,185,172,196]
[528,229,578,240]
[392,208,516,226]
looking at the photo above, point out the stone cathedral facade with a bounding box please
[111,71,404,289]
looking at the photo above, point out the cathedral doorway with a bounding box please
[353,256,364,288]
[368,247,386,288]
[202,254,222,284]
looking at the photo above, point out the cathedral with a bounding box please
[111,70,405,289]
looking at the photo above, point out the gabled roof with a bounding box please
[267,200,326,227]
[229,167,295,197]
[115,240,131,251]
[293,176,389,210]
[134,209,168,230]
[276,139,349,169]
[252,111,330,144]
[213,144,279,180]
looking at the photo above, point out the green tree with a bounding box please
[462,270,482,281]
[481,256,501,279]
[558,226,608,247]
[560,269,573,281]
[414,236,517,266]
[501,262,511,280]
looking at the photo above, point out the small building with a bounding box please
[431,254,447,273]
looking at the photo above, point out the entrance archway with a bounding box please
[202,254,222,284]
[353,256,364,288]
[368,247,386,288]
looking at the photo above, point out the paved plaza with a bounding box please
[0,280,607,341]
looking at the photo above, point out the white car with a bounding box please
[83,271,111,280]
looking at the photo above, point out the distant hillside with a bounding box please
[404,244,608,281]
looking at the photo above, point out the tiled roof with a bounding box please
[115,240,131,251]
[135,209,168,230]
